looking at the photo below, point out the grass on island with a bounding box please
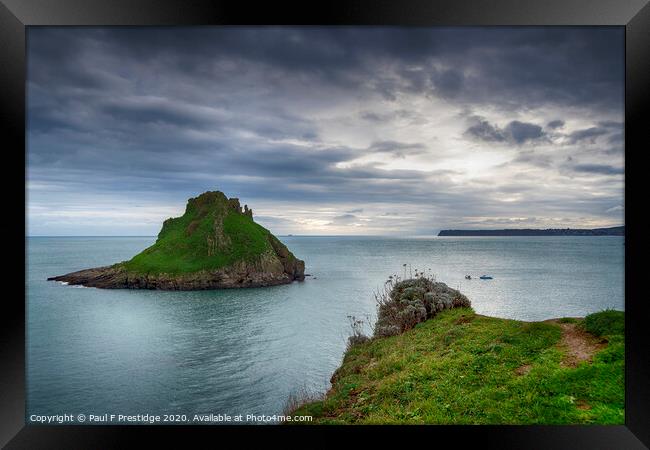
[291,308,624,424]
[121,192,276,275]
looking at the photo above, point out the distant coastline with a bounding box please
[438,226,624,237]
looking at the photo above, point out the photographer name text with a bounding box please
[29,413,312,424]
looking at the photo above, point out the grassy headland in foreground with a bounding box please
[291,276,624,424]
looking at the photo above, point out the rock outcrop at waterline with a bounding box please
[48,191,305,290]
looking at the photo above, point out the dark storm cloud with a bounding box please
[28,27,625,135]
[26,27,624,234]
[464,117,546,145]
[467,115,623,152]
[464,118,506,142]
[597,121,623,129]
[569,121,625,149]
[28,26,624,108]
[430,67,465,99]
[101,98,221,128]
[571,164,624,176]
[567,127,610,144]
[512,151,553,168]
[504,121,545,144]
[608,132,624,145]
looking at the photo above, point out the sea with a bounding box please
[26,235,624,423]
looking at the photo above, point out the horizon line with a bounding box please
[25,224,625,238]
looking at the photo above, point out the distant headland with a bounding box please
[438,226,624,237]
[48,191,305,290]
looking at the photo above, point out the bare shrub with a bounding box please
[346,315,371,349]
[283,386,325,416]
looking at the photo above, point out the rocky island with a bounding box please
[48,191,305,290]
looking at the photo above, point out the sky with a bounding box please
[27,27,624,236]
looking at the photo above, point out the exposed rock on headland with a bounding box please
[48,191,305,290]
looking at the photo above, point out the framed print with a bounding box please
[1,0,648,448]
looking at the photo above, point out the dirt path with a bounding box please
[549,321,606,367]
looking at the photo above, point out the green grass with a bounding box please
[121,192,277,275]
[291,308,624,424]
[558,317,578,324]
[582,309,624,337]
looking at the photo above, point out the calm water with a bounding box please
[26,236,624,423]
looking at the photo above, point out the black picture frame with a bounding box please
[1,0,648,448]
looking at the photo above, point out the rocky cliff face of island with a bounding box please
[48,191,305,290]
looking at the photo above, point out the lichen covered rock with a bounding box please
[374,277,471,337]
